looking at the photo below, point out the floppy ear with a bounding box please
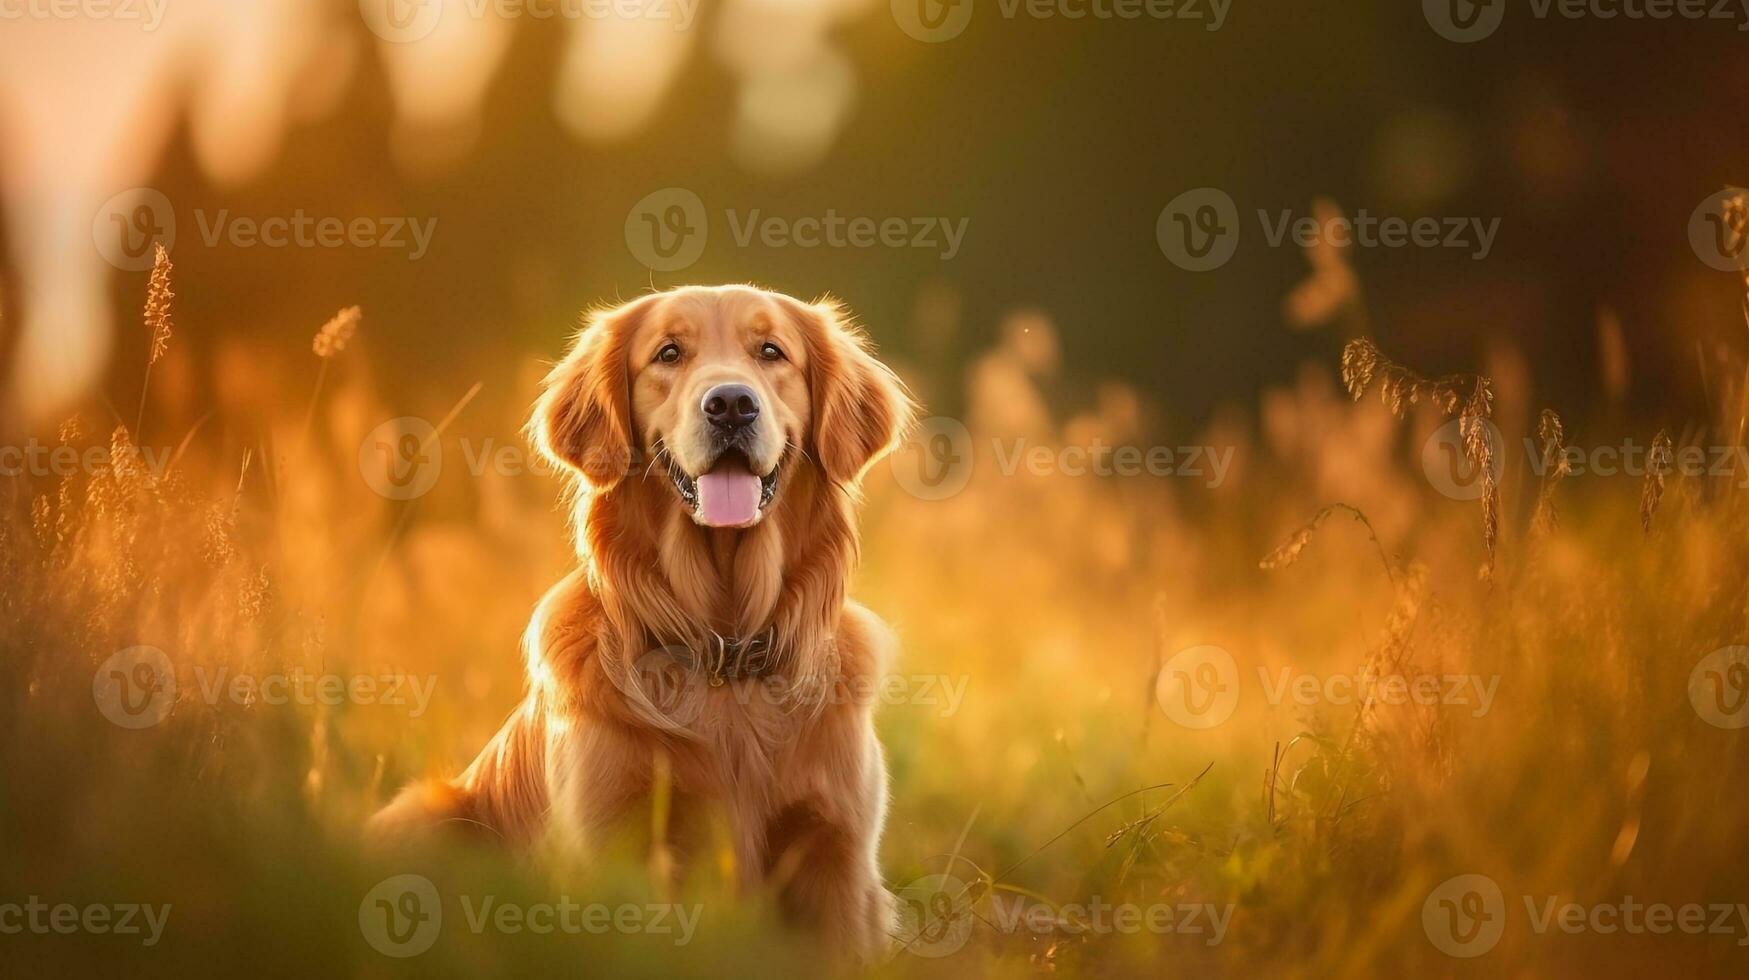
[796,298,916,486]
[530,301,642,491]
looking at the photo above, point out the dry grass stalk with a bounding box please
[1639,429,1674,534]
[1723,191,1748,291]
[312,305,362,359]
[1531,409,1571,533]
[1260,502,1396,583]
[145,243,174,364]
[136,243,175,438]
[1341,339,1498,578]
[299,307,364,460]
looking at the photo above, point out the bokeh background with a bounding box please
[4,2,1749,977]
[2,0,1746,431]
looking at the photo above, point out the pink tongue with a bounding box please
[696,461,762,527]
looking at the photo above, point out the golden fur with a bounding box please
[369,285,914,959]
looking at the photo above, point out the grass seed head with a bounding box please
[313,306,362,359]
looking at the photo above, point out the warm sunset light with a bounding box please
[2,1,1747,977]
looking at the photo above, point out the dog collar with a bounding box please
[666,627,780,685]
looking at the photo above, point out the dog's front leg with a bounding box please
[545,723,650,864]
[768,717,896,962]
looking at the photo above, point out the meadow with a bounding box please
[4,243,1749,978]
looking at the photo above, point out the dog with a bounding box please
[369,284,915,960]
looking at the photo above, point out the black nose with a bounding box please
[702,383,760,430]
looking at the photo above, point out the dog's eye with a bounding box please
[655,343,682,364]
[758,342,785,362]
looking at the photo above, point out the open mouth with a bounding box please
[666,448,780,528]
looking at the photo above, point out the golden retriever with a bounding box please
[369,284,914,960]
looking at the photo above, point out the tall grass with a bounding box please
[3,259,1749,977]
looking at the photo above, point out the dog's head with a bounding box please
[533,285,912,528]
